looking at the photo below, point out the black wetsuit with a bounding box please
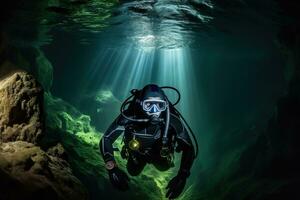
[100,112,195,176]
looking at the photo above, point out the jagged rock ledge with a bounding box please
[0,71,87,200]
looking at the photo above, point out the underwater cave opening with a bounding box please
[36,0,290,199]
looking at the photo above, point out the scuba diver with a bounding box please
[99,84,198,199]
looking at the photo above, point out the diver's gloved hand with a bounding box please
[108,167,130,191]
[166,170,190,199]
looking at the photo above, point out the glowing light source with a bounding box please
[137,34,155,46]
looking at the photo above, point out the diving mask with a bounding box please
[142,98,167,116]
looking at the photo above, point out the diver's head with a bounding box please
[139,84,168,118]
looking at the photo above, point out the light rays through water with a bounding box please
[84,46,200,117]
[77,44,204,198]
[80,43,205,161]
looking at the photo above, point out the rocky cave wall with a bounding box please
[0,2,90,199]
[0,71,87,200]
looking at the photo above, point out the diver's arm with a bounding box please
[170,113,195,175]
[177,139,195,177]
[100,114,130,191]
[166,129,195,199]
[99,115,125,164]
[166,114,195,199]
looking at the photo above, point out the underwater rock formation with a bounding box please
[0,71,87,200]
[0,71,44,143]
[15,48,54,92]
[0,141,86,200]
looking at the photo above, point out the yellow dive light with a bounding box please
[129,137,140,151]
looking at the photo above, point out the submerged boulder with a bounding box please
[0,71,44,143]
[0,141,86,200]
[0,71,87,200]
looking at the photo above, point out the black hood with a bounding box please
[139,84,166,101]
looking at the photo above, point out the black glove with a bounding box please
[166,172,189,199]
[108,167,130,191]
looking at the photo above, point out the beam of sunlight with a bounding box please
[84,46,198,112]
